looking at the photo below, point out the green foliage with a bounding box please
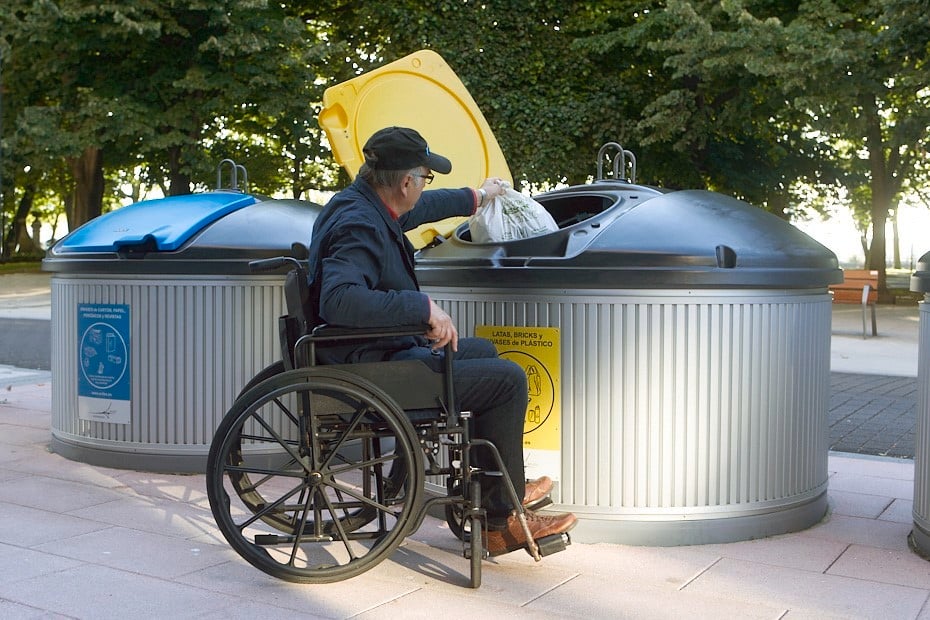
[567,0,848,211]
[297,0,608,186]
[0,0,927,274]
[1,0,338,239]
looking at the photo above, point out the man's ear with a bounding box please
[399,174,414,196]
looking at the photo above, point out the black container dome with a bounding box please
[416,181,842,290]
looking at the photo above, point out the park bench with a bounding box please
[829,269,878,338]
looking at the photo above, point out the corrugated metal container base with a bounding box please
[428,286,832,546]
[50,275,286,472]
[44,191,321,473]
[913,299,930,556]
[910,250,930,557]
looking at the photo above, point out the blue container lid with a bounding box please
[55,192,257,253]
[44,194,323,276]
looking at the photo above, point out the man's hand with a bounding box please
[427,298,458,352]
[479,177,507,202]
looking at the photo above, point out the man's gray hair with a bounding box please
[358,163,418,189]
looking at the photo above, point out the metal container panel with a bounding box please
[425,285,831,545]
[912,298,930,555]
[50,274,285,472]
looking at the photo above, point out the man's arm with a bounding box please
[398,187,475,232]
[400,179,508,232]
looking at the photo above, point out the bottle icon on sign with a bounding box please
[526,365,541,397]
[526,405,541,424]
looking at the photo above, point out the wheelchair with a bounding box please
[205,255,569,588]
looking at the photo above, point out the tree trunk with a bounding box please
[68,146,105,230]
[61,192,74,241]
[861,94,891,299]
[0,212,9,260]
[768,193,789,220]
[6,183,36,256]
[291,157,303,200]
[167,146,192,195]
[891,208,901,269]
[867,207,887,286]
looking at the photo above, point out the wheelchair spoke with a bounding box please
[235,479,309,531]
[268,394,304,430]
[324,477,399,516]
[315,485,361,561]
[246,410,311,474]
[286,489,316,567]
[317,405,374,471]
[224,463,305,479]
[327,451,399,477]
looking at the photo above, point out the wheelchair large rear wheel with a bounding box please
[207,366,424,583]
[237,361,287,398]
[225,361,409,535]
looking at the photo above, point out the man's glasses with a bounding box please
[411,172,434,185]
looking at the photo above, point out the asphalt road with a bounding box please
[0,317,51,370]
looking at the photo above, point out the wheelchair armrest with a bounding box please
[308,323,430,343]
[300,323,458,424]
[249,256,303,273]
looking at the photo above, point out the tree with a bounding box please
[296,0,608,187]
[569,1,846,216]
[634,0,930,294]
[3,0,927,264]
[125,2,333,196]
[1,0,334,245]
[767,0,928,293]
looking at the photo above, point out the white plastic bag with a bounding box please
[468,182,558,243]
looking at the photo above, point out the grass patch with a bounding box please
[0,260,43,274]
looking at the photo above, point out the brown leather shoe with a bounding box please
[523,476,553,509]
[485,510,577,557]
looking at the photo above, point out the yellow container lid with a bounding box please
[319,49,512,247]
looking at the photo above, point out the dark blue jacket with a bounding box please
[307,177,475,363]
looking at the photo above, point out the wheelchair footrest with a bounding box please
[530,532,571,558]
[525,496,554,511]
[254,533,333,545]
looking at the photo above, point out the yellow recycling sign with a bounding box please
[475,325,561,480]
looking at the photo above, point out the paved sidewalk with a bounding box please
[828,303,921,459]
[1,380,929,618]
[830,373,919,458]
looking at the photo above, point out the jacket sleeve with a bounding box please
[318,218,430,328]
[399,187,476,232]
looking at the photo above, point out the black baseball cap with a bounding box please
[362,126,452,174]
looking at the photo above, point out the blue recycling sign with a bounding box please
[78,304,131,423]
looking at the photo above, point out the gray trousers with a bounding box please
[390,337,528,519]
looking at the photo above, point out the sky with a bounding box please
[794,200,930,270]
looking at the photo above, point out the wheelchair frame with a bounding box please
[205,256,551,588]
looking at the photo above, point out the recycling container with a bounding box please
[42,190,321,473]
[416,180,843,545]
[911,251,930,558]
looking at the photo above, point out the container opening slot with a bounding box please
[537,194,618,229]
[458,193,617,244]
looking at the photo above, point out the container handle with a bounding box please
[596,142,637,183]
[216,159,248,192]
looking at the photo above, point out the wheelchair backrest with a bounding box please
[280,264,316,369]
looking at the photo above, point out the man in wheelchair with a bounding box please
[305,126,577,556]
